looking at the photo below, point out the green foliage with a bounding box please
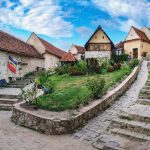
[112,53,128,63]
[35,71,48,85]
[98,59,109,74]
[86,77,106,99]
[21,84,37,103]
[128,59,139,68]
[33,64,132,111]
[55,64,69,75]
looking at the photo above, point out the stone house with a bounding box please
[124,26,150,59]
[0,30,44,82]
[85,25,115,59]
[60,52,76,64]
[115,41,124,55]
[69,44,85,60]
[27,32,66,70]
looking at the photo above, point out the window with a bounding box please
[95,36,97,39]
[103,36,104,39]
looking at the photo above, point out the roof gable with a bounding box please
[125,26,150,42]
[85,26,114,47]
[38,37,66,58]
[73,45,85,54]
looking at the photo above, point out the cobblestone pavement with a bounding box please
[73,61,148,144]
[0,111,96,150]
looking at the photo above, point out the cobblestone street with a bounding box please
[73,61,148,144]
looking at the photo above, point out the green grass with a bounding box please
[33,64,132,111]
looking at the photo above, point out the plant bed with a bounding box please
[33,64,132,111]
[11,63,141,135]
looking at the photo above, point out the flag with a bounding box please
[7,56,17,74]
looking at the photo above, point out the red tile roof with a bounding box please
[132,26,150,42]
[60,52,76,62]
[38,37,66,58]
[0,30,42,58]
[115,41,124,49]
[74,45,86,54]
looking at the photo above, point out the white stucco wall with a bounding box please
[44,53,60,70]
[85,51,111,59]
[27,33,45,55]
[125,28,140,41]
[0,50,44,81]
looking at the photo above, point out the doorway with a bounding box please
[133,48,138,58]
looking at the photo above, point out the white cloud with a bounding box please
[0,0,73,38]
[92,0,150,32]
[76,26,93,37]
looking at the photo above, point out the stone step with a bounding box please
[139,94,150,99]
[111,128,150,142]
[120,104,150,123]
[140,89,150,95]
[0,94,20,99]
[0,98,18,104]
[111,118,150,136]
[92,134,139,150]
[6,85,25,88]
[143,86,150,89]
[137,99,150,105]
[0,104,12,111]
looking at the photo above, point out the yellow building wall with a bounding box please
[124,40,150,59]
[140,41,150,58]
[89,29,111,43]
[124,40,141,59]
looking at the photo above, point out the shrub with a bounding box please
[112,53,128,63]
[75,60,87,75]
[35,71,48,86]
[128,59,139,68]
[107,65,114,72]
[86,77,106,99]
[98,59,109,74]
[55,64,69,75]
[43,77,55,94]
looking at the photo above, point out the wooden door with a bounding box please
[133,48,138,58]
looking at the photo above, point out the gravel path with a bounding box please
[73,61,148,144]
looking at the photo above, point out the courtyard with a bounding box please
[0,61,149,150]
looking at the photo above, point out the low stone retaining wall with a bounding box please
[11,64,141,135]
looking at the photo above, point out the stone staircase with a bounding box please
[5,77,35,88]
[93,66,150,149]
[0,93,20,111]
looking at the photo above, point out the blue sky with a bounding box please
[0,0,150,51]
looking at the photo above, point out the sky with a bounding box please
[0,0,150,51]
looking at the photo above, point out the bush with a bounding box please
[43,77,55,94]
[97,59,109,74]
[75,60,88,75]
[107,65,114,72]
[128,59,139,68]
[86,77,106,99]
[55,64,69,75]
[35,71,48,86]
[112,53,128,63]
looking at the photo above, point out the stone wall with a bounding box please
[11,64,141,135]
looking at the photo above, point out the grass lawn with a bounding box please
[33,64,132,111]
